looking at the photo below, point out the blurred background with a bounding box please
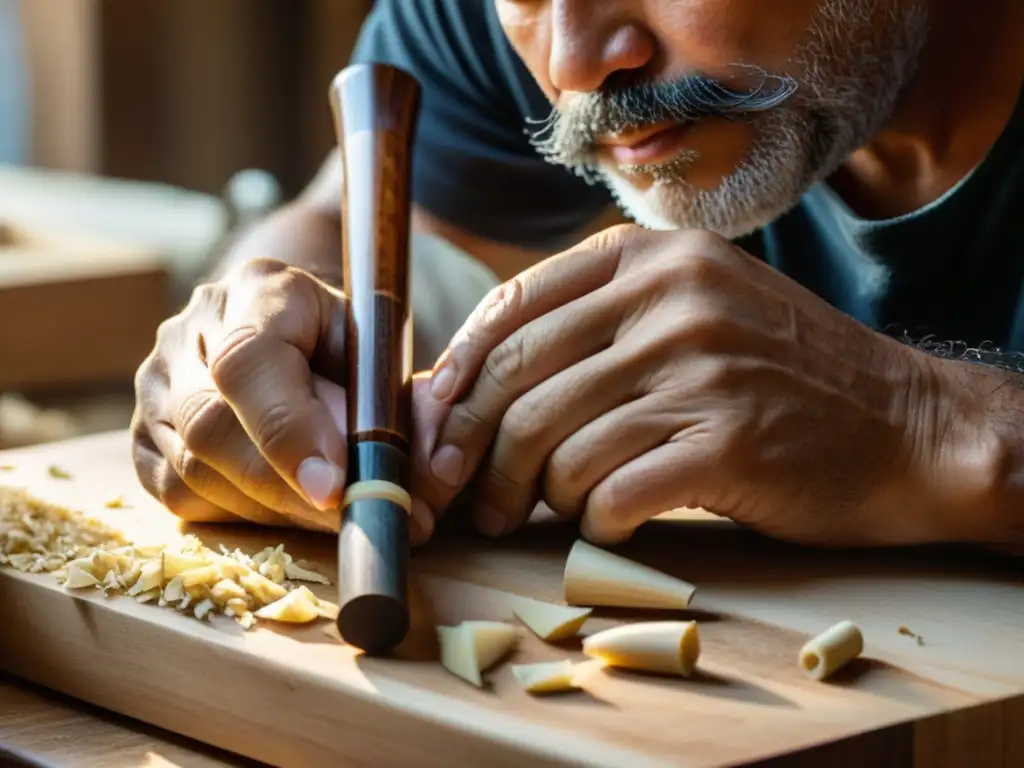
[0,0,372,450]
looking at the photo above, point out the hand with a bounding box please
[131,258,441,542]
[417,225,949,548]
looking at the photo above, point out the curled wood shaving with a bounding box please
[0,485,336,630]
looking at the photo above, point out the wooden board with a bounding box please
[0,223,168,391]
[1,430,1023,768]
[0,671,261,768]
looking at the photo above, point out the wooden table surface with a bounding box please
[2,431,1024,768]
[0,672,261,768]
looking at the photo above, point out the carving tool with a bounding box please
[329,62,421,655]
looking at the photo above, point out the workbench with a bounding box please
[1,430,1023,767]
[0,672,258,768]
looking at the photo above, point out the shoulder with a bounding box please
[353,0,544,125]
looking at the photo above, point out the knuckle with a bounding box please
[588,223,645,272]
[130,431,222,520]
[498,399,545,447]
[239,256,290,281]
[133,356,152,393]
[191,282,228,319]
[592,222,642,251]
[473,278,525,332]
[690,356,737,394]
[629,312,734,381]
[482,332,527,391]
[480,463,533,511]
[678,228,727,253]
[673,248,722,287]
[208,327,261,390]
[177,390,233,455]
[174,449,209,490]
[190,282,219,306]
[129,410,149,447]
[589,475,629,522]
[546,443,589,493]
[153,315,182,348]
[154,462,197,514]
[448,278,526,356]
[447,398,488,434]
[252,401,294,455]
[675,314,728,350]
[237,449,278,496]
[659,306,738,356]
[133,352,161,395]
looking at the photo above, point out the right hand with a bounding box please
[132,258,443,542]
[131,258,350,533]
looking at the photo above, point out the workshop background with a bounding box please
[0,0,373,450]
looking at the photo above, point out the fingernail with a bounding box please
[297,457,344,510]
[473,504,506,538]
[430,364,456,401]
[430,444,465,486]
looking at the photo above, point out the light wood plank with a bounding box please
[0,672,262,767]
[1,431,1023,767]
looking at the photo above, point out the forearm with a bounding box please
[206,202,343,288]
[906,338,1024,553]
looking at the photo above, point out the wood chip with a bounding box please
[47,465,72,480]
[898,625,924,645]
[0,486,337,631]
[564,540,696,610]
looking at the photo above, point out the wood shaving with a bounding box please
[0,485,337,630]
[103,495,129,509]
[46,465,72,480]
[0,465,14,472]
[898,625,924,645]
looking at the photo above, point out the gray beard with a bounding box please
[529,0,931,239]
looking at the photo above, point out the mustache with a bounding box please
[527,67,799,177]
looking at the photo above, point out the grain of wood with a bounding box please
[0,224,168,391]
[0,672,260,767]
[1,431,1023,768]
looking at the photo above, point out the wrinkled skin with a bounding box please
[416,224,984,547]
[130,259,440,540]
[131,0,1020,552]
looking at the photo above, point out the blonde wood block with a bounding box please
[1,431,1024,768]
[0,224,168,391]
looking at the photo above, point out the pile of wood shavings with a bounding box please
[0,485,338,629]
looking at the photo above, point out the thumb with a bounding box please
[209,261,349,519]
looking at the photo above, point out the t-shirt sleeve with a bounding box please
[350,0,612,251]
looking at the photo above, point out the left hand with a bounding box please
[413,225,954,548]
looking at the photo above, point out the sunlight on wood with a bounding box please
[241,621,380,696]
[138,753,186,768]
[4,431,1024,768]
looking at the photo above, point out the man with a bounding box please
[131,0,1024,555]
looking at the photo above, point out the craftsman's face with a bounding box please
[497,0,930,238]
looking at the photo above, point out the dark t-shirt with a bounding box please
[352,0,1024,350]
